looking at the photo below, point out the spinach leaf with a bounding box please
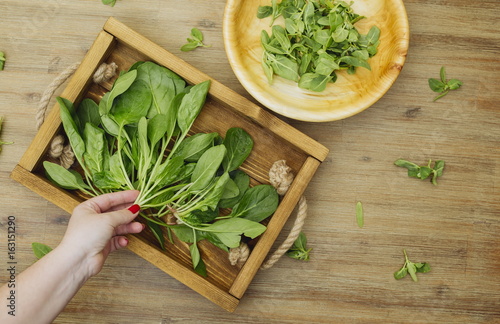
[83,123,105,176]
[190,145,226,192]
[57,97,85,164]
[229,184,279,222]
[219,170,250,208]
[76,99,101,133]
[135,62,181,117]
[173,132,219,162]
[111,79,152,125]
[222,127,254,172]
[43,161,91,191]
[177,80,211,135]
[205,218,267,248]
[147,220,165,250]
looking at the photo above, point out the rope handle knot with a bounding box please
[228,160,308,270]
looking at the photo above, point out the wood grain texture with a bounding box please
[0,0,499,323]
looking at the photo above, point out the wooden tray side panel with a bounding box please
[11,165,82,213]
[229,156,321,298]
[126,235,240,312]
[18,31,116,172]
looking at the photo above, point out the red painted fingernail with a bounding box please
[128,204,140,214]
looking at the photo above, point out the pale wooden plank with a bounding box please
[17,30,116,172]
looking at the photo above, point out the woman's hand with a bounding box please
[59,190,144,278]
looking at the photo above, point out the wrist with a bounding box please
[54,242,95,283]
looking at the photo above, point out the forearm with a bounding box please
[0,244,90,324]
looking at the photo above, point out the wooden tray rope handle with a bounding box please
[36,62,118,168]
[229,160,308,270]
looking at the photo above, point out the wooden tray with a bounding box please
[10,17,329,312]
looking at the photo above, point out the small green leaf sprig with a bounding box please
[32,243,53,259]
[102,0,118,6]
[0,51,5,70]
[428,66,462,101]
[394,249,431,282]
[394,159,445,185]
[0,116,14,152]
[286,232,312,261]
[181,28,211,52]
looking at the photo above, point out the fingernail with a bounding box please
[124,237,129,245]
[128,204,140,214]
[141,223,146,230]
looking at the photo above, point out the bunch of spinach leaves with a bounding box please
[257,0,381,92]
[44,61,279,276]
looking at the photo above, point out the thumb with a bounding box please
[104,204,141,228]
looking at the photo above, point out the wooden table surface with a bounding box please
[0,0,499,323]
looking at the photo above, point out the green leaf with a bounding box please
[415,262,431,273]
[229,184,279,222]
[173,132,218,162]
[395,249,430,282]
[43,161,90,191]
[135,62,184,117]
[102,0,117,7]
[190,240,201,268]
[407,262,418,282]
[219,170,250,208]
[356,201,364,228]
[106,69,138,114]
[286,232,312,261]
[190,145,226,191]
[315,54,339,76]
[447,79,462,90]
[417,166,432,180]
[193,256,207,277]
[338,56,371,71]
[222,127,254,173]
[206,218,267,248]
[177,80,211,135]
[272,25,291,52]
[147,114,170,147]
[298,73,332,92]
[57,97,85,163]
[393,266,408,280]
[440,66,447,83]
[366,26,381,44]
[0,52,5,70]
[428,78,445,93]
[191,28,203,42]
[257,5,273,19]
[31,242,53,259]
[76,99,101,133]
[394,159,419,171]
[111,79,152,125]
[269,55,300,82]
[83,123,105,175]
[147,220,165,250]
[180,42,199,52]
